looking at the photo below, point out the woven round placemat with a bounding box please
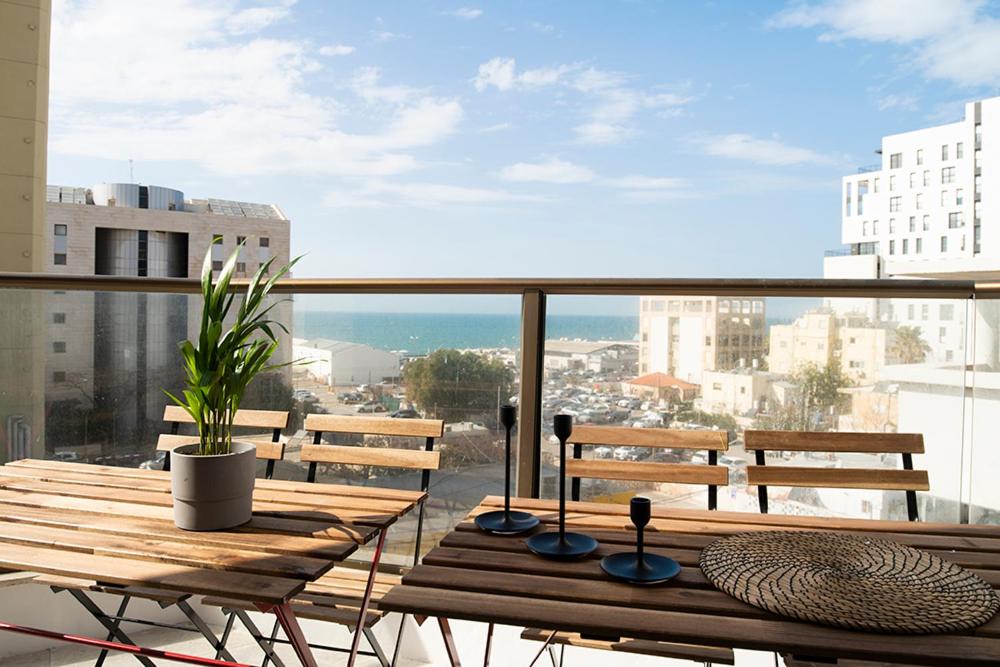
[699,531,1000,634]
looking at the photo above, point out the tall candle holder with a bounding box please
[475,405,540,535]
[526,414,598,560]
[600,496,680,584]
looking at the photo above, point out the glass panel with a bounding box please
[969,299,1000,524]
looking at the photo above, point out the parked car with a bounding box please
[690,452,709,466]
[356,402,387,413]
[139,451,167,470]
[614,446,641,461]
[593,446,614,459]
[389,408,420,419]
[719,455,747,469]
[51,451,79,462]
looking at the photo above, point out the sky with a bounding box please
[45,0,1000,315]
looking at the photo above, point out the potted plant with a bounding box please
[165,242,298,531]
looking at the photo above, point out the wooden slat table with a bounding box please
[379,495,1000,667]
[0,459,425,667]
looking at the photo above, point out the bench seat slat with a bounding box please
[567,459,728,486]
[300,444,440,471]
[569,426,728,450]
[747,466,930,491]
[744,431,924,454]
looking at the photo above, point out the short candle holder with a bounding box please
[526,414,598,560]
[475,405,540,535]
[600,496,680,585]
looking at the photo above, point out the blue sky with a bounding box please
[46,1,1000,314]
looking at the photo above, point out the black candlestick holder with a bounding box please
[600,496,680,584]
[475,405,540,535]
[526,414,599,560]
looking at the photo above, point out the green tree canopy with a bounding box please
[403,349,514,425]
[891,325,931,364]
[790,361,852,429]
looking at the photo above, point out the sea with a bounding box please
[293,311,639,355]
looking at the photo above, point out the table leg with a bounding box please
[437,617,462,667]
[348,527,388,667]
[528,630,557,667]
[255,603,317,667]
[483,623,493,667]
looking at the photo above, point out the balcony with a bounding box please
[1,274,999,666]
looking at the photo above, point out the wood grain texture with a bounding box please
[566,459,728,486]
[304,414,444,438]
[156,434,286,461]
[569,425,728,450]
[747,466,930,491]
[300,444,441,471]
[519,629,735,664]
[744,430,924,454]
[163,405,289,429]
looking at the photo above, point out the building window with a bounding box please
[957,188,964,205]
[946,350,954,362]
[908,216,916,232]
[712,383,722,391]
[890,153,902,169]
[889,240,896,255]
[957,142,964,159]
[916,149,924,165]
[53,312,66,324]
[54,224,67,236]
[845,182,852,216]
[975,174,982,195]
[236,235,246,245]
[949,212,964,228]
[916,237,923,254]
[889,175,897,191]
[873,177,880,193]
[53,341,66,353]
[890,196,901,212]
[941,304,954,320]
[941,236,948,252]
[259,237,270,248]
[941,144,949,161]
[259,262,269,275]
[922,304,929,320]
[975,149,982,170]
[941,190,948,206]
[922,215,930,231]
[909,172,916,188]
[862,221,868,236]
[53,253,66,265]
[212,235,223,244]
[908,304,915,319]
[212,260,223,271]
[889,218,896,233]
[923,170,930,186]
[942,167,955,184]
[915,193,923,210]
[872,220,879,235]
[52,371,66,383]
[236,262,246,274]
[902,239,909,254]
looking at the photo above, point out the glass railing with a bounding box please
[1,274,996,560]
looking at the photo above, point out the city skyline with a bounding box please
[45,1,1000,314]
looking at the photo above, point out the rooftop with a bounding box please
[625,372,699,390]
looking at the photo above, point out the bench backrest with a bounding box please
[743,430,928,521]
[567,425,729,510]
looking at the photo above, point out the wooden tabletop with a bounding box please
[0,459,424,605]
[379,496,1000,667]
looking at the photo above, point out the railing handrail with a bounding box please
[0,272,989,298]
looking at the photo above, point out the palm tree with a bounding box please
[891,325,931,364]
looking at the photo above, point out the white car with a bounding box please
[593,446,614,459]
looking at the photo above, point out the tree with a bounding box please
[790,361,852,429]
[891,325,931,364]
[404,349,514,425]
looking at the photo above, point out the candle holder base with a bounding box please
[475,510,540,535]
[600,552,680,585]
[526,531,598,560]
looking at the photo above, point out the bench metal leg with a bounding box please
[63,589,156,667]
[363,627,391,667]
[390,614,409,667]
[226,608,287,667]
[264,602,318,667]
[95,593,132,667]
[483,622,494,667]
[177,598,239,664]
[437,617,462,667]
[348,527,387,667]
[528,630,557,667]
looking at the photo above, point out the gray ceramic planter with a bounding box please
[169,440,256,531]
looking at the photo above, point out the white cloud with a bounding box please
[49,0,461,176]
[225,0,296,35]
[695,133,835,166]
[447,7,483,20]
[319,44,355,56]
[603,175,686,190]
[372,30,407,42]
[530,21,555,33]
[875,93,918,111]
[325,180,543,208]
[479,122,512,133]
[474,58,693,145]
[770,0,1000,87]
[498,158,596,184]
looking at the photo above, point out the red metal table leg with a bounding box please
[254,603,318,667]
[0,620,252,667]
[348,527,388,667]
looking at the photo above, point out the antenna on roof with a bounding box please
[129,159,134,183]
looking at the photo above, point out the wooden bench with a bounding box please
[159,405,289,479]
[744,430,928,521]
[203,414,445,667]
[525,425,732,666]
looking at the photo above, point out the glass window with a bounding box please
[908,216,916,232]
[890,153,902,169]
[845,182,852,216]
[874,177,880,193]
[889,240,896,255]
[916,149,924,165]
[957,188,964,205]
[862,221,868,236]
[890,196,901,212]
[916,237,923,254]
[923,215,930,231]
[942,167,955,184]
[949,212,964,228]
[236,262,246,273]
[940,236,948,252]
[902,239,909,254]
[941,190,948,206]
[909,172,916,188]
[52,371,66,383]
[889,218,896,233]
[957,142,964,159]
[53,253,66,265]
[916,193,923,210]
[941,304,954,320]
[873,220,879,234]
[923,170,930,186]
[54,224,67,236]
[53,312,66,324]
[212,235,223,244]
[922,304,929,320]
[259,237,270,247]
[941,144,949,161]
[976,149,982,170]
[236,235,246,245]
[212,260,223,271]
[53,341,66,353]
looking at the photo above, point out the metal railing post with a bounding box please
[517,289,546,498]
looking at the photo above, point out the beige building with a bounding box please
[769,309,899,382]
[40,185,291,459]
[700,368,785,417]
[639,296,766,384]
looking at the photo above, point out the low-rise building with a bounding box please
[544,340,637,373]
[293,338,400,387]
[700,369,785,417]
[621,372,699,404]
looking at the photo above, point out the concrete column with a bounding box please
[0,0,50,272]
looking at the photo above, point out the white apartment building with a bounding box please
[639,296,766,385]
[826,96,1000,364]
[41,183,291,458]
